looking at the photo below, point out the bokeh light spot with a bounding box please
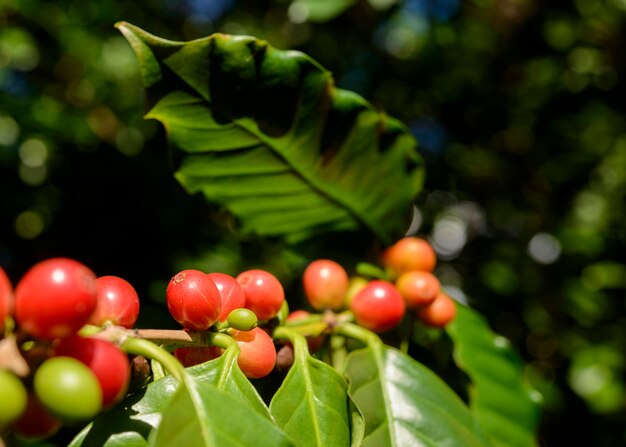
[19,138,48,167]
[431,215,467,259]
[18,164,47,186]
[15,210,45,239]
[0,116,20,146]
[527,233,561,265]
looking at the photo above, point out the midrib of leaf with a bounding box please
[370,343,398,447]
[201,111,372,239]
[148,90,361,240]
[163,380,255,447]
[126,22,417,243]
[155,37,364,232]
[293,335,323,446]
[357,345,488,447]
[214,345,238,391]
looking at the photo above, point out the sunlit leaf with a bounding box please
[117,22,423,244]
[446,304,541,447]
[270,330,354,446]
[150,379,291,447]
[343,343,491,446]
[68,346,274,446]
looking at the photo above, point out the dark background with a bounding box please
[1,0,625,445]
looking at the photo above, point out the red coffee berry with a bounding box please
[173,346,222,367]
[416,292,457,328]
[88,275,140,328]
[236,270,284,321]
[166,270,221,331]
[12,391,62,439]
[55,336,131,408]
[381,237,436,277]
[350,280,406,333]
[231,327,276,379]
[207,272,245,323]
[395,270,440,309]
[287,309,311,321]
[15,258,97,340]
[0,267,13,331]
[302,259,349,311]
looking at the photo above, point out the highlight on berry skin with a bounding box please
[166,269,222,331]
[302,259,349,311]
[381,237,437,278]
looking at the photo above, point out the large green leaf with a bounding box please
[269,330,355,447]
[69,346,275,446]
[150,379,291,447]
[446,304,541,447]
[117,22,424,244]
[343,343,491,447]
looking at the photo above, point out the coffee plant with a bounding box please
[0,23,541,447]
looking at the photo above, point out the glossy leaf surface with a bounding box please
[150,379,291,447]
[343,343,491,447]
[69,346,274,446]
[446,304,541,447]
[270,330,354,446]
[117,22,423,244]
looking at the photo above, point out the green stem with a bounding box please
[334,322,382,347]
[215,344,241,390]
[355,262,390,280]
[273,326,294,343]
[283,313,324,327]
[207,332,235,350]
[273,326,309,360]
[121,337,186,384]
[330,335,347,370]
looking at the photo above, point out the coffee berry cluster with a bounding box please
[302,236,456,333]
[0,259,137,438]
[165,268,284,379]
[0,236,455,442]
[0,259,291,440]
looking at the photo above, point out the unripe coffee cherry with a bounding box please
[166,270,221,331]
[0,369,27,426]
[34,356,102,422]
[302,259,349,311]
[350,280,405,333]
[15,258,97,340]
[227,308,258,331]
[381,237,436,277]
[55,336,131,408]
[236,270,284,321]
[344,276,368,307]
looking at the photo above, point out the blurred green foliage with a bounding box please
[1,0,625,445]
